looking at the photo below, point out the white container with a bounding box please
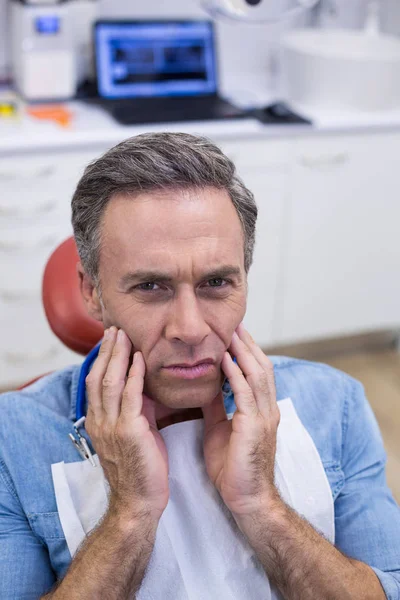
[10,1,77,101]
[280,28,400,111]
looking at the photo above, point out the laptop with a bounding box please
[93,20,246,125]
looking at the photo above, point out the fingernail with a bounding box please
[117,329,124,341]
[104,328,109,339]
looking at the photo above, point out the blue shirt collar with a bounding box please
[69,362,82,422]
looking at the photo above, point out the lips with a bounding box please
[163,362,216,380]
[165,358,215,369]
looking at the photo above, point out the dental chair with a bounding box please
[18,236,103,390]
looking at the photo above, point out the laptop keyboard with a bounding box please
[110,96,245,125]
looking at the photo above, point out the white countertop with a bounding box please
[2,92,400,154]
[0,100,265,154]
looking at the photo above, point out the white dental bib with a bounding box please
[51,398,334,599]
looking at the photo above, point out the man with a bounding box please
[0,132,399,599]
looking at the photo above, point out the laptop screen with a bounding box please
[95,21,218,99]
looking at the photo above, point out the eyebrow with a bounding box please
[118,265,243,289]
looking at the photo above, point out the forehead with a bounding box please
[99,187,244,277]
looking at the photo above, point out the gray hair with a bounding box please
[71,132,258,295]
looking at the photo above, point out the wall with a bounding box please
[380,0,400,37]
[2,0,399,92]
[98,0,301,96]
[0,0,312,96]
[99,0,314,96]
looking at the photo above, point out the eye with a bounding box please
[205,278,230,288]
[136,282,161,291]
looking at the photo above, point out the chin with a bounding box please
[144,373,224,409]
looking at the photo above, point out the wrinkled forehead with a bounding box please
[98,187,245,279]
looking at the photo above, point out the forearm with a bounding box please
[42,507,157,600]
[236,496,387,600]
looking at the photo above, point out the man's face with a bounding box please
[88,186,247,409]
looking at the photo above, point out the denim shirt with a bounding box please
[0,355,399,599]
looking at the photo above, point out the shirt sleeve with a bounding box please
[334,380,400,599]
[0,461,56,599]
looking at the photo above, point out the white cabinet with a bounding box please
[2,128,400,388]
[220,138,290,348]
[278,132,400,344]
[0,137,289,388]
[0,149,99,389]
[0,291,81,388]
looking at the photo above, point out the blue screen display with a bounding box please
[35,16,60,35]
[95,21,217,99]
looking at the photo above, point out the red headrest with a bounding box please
[42,237,103,355]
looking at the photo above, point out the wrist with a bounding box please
[232,489,287,532]
[106,498,160,535]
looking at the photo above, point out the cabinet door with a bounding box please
[279,132,400,344]
[0,149,99,389]
[0,291,82,390]
[220,138,290,348]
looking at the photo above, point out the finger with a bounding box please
[236,324,277,407]
[120,351,145,420]
[101,329,132,422]
[221,351,258,416]
[85,326,117,420]
[230,331,265,390]
[231,331,276,416]
[236,323,274,372]
[202,391,227,433]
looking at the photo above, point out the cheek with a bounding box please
[125,322,157,355]
[102,303,161,356]
[209,295,247,347]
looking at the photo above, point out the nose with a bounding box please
[165,288,211,346]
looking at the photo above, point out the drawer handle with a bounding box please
[0,289,40,302]
[0,198,58,218]
[299,153,349,170]
[3,345,60,365]
[0,234,58,252]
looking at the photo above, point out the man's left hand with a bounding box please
[203,325,388,600]
[202,323,281,519]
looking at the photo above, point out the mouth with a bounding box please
[162,359,216,380]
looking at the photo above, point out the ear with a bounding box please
[76,261,103,322]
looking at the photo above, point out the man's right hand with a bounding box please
[85,326,169,523]
[42,327,166,598]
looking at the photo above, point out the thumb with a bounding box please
[141,394,157,429]
[141,394,169,468]
[202,391,227,434]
